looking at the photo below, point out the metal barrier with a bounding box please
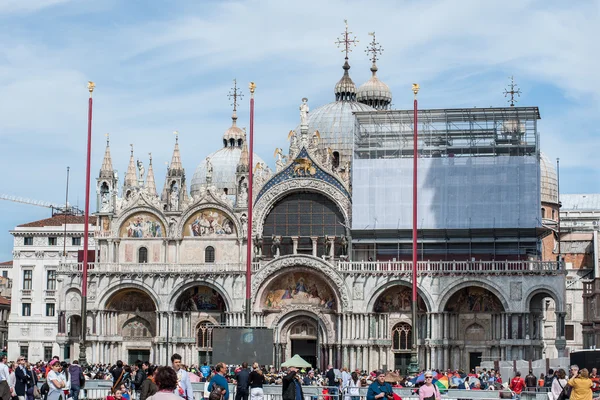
[75,381,519,400]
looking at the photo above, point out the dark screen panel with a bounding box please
[212,328,274,365]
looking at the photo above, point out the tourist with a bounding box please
[140,366,158,400]
[47,360,66,400]
[24,361,38,400]
[570,365,580,379]
[68,360,84,400]
[133,362,148,398]
[208,363,229,400]
[14,356,33,400]
[172,354,193,400]
[200,363,211,381]
[510,372,525,400]
[234,362,250,400]
[567,368,593,400]
[146,367,181,400]
[545,369,555,388]
[366,371,393,400]
[249,363,266,400]
[120,384,131,400]
[282,364,303,400]
[346,372,361,400]
[203,374,213,400]
[325,365,339,398]
[107,389,123,400]
[525,370,537,392]
[549,369,567,400]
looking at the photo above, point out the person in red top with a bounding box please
[510,372,526,400]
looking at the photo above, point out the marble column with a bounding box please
[291,237,299,255]
[311,237,318,257]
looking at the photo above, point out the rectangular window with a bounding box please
[45,303,55,317]
[48,237,57,246]
[20,346,28,360]
[44,346,52,361]
[72,237,81,246]
[1,271,6,278]
[24,237,33,246]
[22,270,32,290]
[46,270,56,290]
[566,324,575,341]
[22,303,31,316]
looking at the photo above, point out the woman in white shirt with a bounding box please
[47,360,66,400]
[549,369,568,400]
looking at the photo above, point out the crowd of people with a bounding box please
[0,353,597,400]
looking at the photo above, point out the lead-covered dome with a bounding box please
[190,116,266,197]
[356,64,392,110]
[540,152,558,205]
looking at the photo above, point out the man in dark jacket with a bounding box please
[68,360,83,400]
[133,362,147,396]
[14,356,33,400]
[282,366,303,400]
[235,362,250,400]
[525,370,537,391]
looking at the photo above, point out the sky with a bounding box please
[0,0,598,261]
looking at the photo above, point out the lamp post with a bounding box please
[408,83,420,374]
[79,81,94,367]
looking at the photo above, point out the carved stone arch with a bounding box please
[270,306,334,344]
[177,202,242,239]
[524,285,564,313]
[96,282,160,311]
[63,287,82,312]
[193,316,220,328]
[437,278,509,313]
[252,179,351,238]
[122,315,154,337]
[113,206,168,238]
[251,255,351,312]
[465,323,486,341]
[365,279,434,313]
[168,280,232,312]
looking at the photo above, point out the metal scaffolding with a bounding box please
[353,106,540,159]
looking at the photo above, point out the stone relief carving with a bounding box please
[251,255,350,311]
[510,282,522,301]
[269,303,336,343]
[353,282,364,300]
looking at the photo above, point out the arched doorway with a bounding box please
[531,291,564,359]
[106,289,157,363]
[372,285,427,374]
[444,286,505,369]
[289,320,318,367]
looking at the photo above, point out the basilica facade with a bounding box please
[55,39,566,372]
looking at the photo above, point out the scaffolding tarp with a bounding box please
[352,155,541,230]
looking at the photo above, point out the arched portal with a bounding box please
[444,286,505,369]
[278,313,325,369]
[529,290,564,359]
[105,289,157,364]
[175,285,227,313]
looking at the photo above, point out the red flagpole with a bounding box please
[245,82,256,326]
[80,81,94,366]
[410,83,420,372]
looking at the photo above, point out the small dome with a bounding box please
[357,64,392,110]
[334,59,357,101]
[540,152,558,205]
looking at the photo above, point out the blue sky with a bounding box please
[0,0,598,261]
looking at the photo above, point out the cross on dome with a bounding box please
[503,76,522,107]
[335,19,358,60]
[366,32,383,65]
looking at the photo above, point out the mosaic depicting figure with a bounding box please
[444,287,504,313]
[184,209,235,237]
[120,213,164,238]
[374,286,427,313]
[262,272,336,310]
[177,286,226,312]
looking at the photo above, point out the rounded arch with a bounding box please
[443,286,505,313]
[365,280,434,313]
[437,279,510,313]
[64,288,82,312]
[177,203,242,239]
[465,323,486,341]
[251,255,351,312]
[253,180,351,238]
[122,315,154,337]
[168,280,232,312]
[97,282,160,311]
[271,308,334,345]
[391,322,412,351]
[105,288,157,312]
[525,285,564,313]
[116,208,167,238]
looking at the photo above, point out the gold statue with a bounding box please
[249,82,256,94]
[412,83,420,97]
[87,81,95,96]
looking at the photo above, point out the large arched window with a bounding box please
[263,192,346,256]
[197,322,214,349]
[392,323,412,351]
[205,246,215,263]
[138,247,148,263]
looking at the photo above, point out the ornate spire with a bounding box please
[503,76,522,107]
[169,131,183,173]
[228,78,243,127]
[146,153,157,196]
[99,133,114,178]
[124,144,137,187]
[357,32,392,110]
[334,20,358,101]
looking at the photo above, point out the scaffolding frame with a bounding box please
[354,106,540,159]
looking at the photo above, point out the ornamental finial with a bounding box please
[366,32,383,65]
[503,76,522,107]
[87,81,95,97]
[335,19,359,60]
[412,83,420,98]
